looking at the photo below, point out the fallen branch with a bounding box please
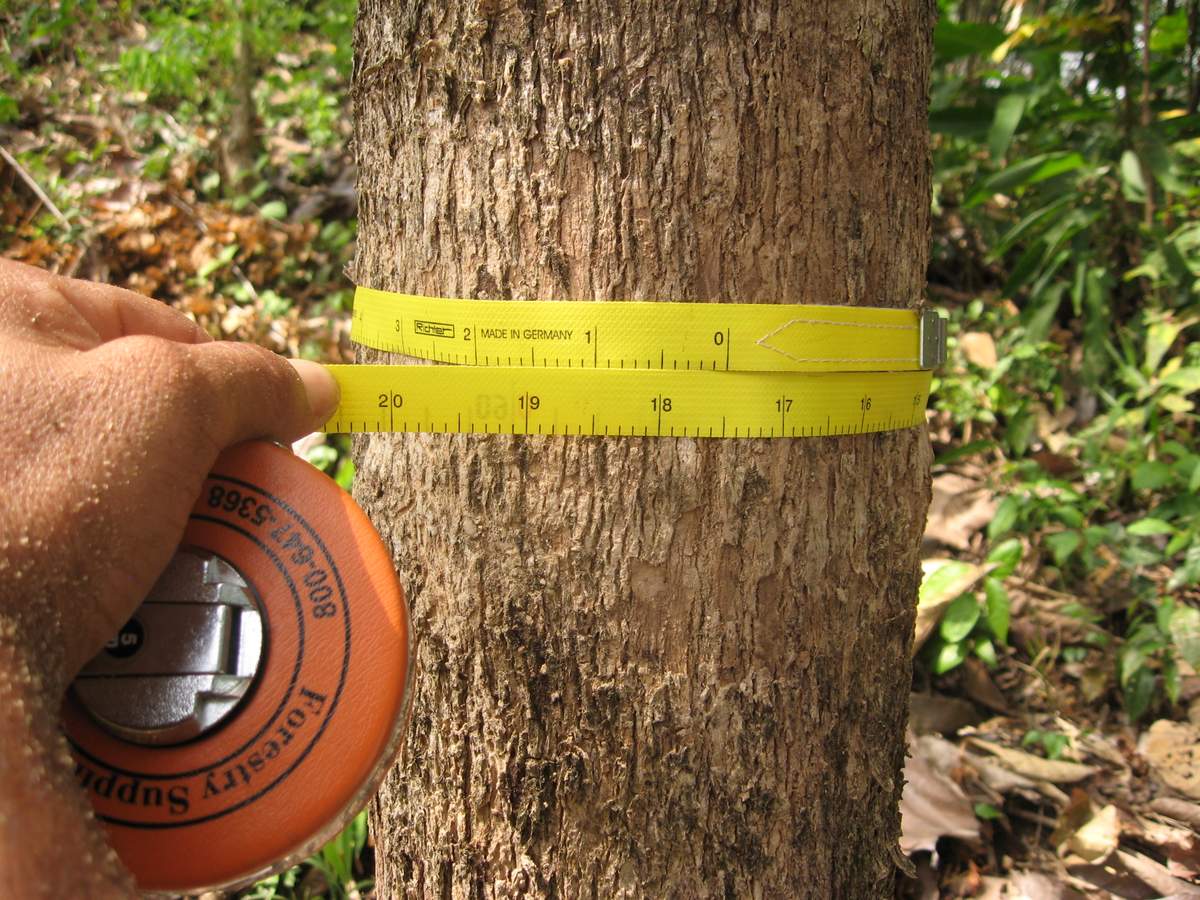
[0,144,69,228]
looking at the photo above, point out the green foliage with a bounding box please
[239,811,371,899]
[1021,728,1071,760]
[922,541,1019,675]
[1118,597,1200,720]
[925,0,1200,719]
[302,436,355,492]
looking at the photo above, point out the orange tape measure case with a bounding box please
[63,442,413,894]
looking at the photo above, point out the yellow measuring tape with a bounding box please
[323,288,945,438]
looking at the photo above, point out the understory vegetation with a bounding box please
[1,0,1197,895]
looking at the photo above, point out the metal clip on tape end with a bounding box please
[919,309,947,370]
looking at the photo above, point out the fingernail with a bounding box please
[288,359,340,424]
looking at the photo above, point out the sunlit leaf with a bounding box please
[1127,518,1176,537]
[967,152,1086,208]
[986,538,1023,578]
[1170,605,1200,669]
[940,592,981,643]
[984,577,1010,644]
[933,638,970,675]
[988,495,1020,540]
[1120,149,1146,201]
[974,636,998,668]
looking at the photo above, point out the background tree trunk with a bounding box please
[351,1,933,896]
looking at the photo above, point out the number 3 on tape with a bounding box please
[63,442,412,894]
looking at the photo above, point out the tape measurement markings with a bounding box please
[324,366,931,438]
[327,288,945,438]
[350,288,932,374]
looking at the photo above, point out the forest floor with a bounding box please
[2,6,1199,899]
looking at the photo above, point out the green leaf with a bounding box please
[986,538,1023,579]
[259,200,288,220]
[1144,316,1196,376]
[1127,518,1176,537]
[1055,506,1085,529]
[1169,605,1200,670]
[1132,461,1172,491]
[1041,732,1070,760]
[1167,530,1192,556]
[1123,665,1157,722]
[1169,545,1200,590]
[988,93,1027,161]
[974,636,999,668]
[1151,10,1189,53]
[1121,639,1154,689]
[974,802,1002,821]
[1045,531,1082,567]
[1163,367,1200,395]
[1157,598,1177,636]
[933,638,970,675]
[967,152,1086,207]
[941,593,982,643]
[1164,657,1181,705]
[196,242,239,280]
[988,496,1020,540]
[934,439,995,466]
[919,559,980,607]
[984,577,1010,644]
[933,20,1006,60]
[996,194,1074,257]
[1006,406,1036,457]
[1120,149,1147,202]
[929,104,996,139]
[1140,134,1195,196]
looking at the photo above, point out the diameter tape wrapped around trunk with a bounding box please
[323,287,946,438]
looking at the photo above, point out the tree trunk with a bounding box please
[350,2,933,896]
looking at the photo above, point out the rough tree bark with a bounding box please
[350,2,933,896]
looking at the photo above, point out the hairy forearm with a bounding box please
[0,636,135,898]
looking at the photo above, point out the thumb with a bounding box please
[188,342,340,447]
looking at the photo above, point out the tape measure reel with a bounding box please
[64,441,412,894]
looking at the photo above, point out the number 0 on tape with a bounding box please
[63,442,412,894]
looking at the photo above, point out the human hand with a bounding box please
[0,258,339,694]
[0,258,339,897]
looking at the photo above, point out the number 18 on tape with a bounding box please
[63,442,413,894]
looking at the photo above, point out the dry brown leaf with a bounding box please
[924,473,997,551]
[963,658,1011,714]
[900,737,981,855]
[1152,797,1200,830]
[1064,804,1120,863]
[910,692,981,736]
[1114,849,1200,897]
[1010,870,1086,900]
[1140,720,1200,801]
[1065,862,1160,899]
[960,331,998,369]
[966,738,1100,784]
